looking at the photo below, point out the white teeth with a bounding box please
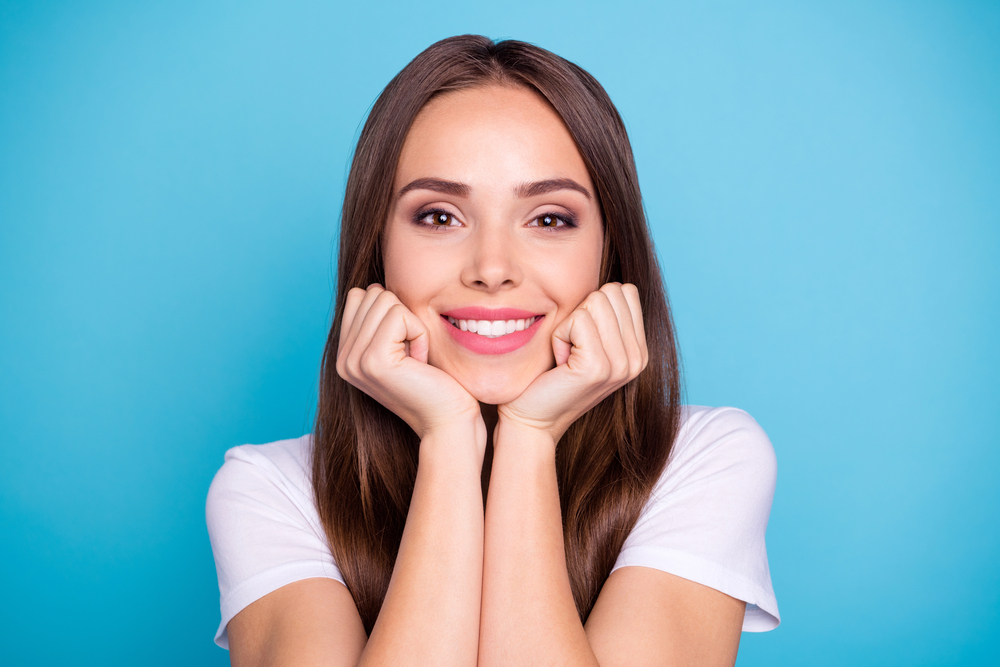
[447,316,538,338]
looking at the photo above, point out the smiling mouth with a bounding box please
[445,316,539,338]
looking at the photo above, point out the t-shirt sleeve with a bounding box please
[205,440,346,649]
[610,406,780,631]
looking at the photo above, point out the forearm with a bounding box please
[479,421,599,667]
[359,423,485,667]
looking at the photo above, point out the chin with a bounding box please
[455,369,534,406]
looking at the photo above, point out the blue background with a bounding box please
[1,1,997,665]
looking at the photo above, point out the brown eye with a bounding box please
[414,209,460,227]
[529,212,573,228]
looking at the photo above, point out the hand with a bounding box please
[497,283,648,445]
[337,284,482,442]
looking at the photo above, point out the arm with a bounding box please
[480,424,744,667]
[586,567,745,667]
[227,578,366,667]
[479,421,596,666]
[478,284,746,666]
[361,423,485,666]
[228,285,486,666]
[480,423,746,667]
[227,424,485,667]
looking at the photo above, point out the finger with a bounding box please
[341,284,386,358]
[338,287,376,379]
[345,290,403,375]
[599,283,636,340]
[581,290,630,381]
[351,289,402,353]
[621,283,648,369]
[550,308,577,366]
[366,303,430,371]
[600,283,645,376]
[551,307,611,381]
[551,323,573,366]
[339,287,367,351]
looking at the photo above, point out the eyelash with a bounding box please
[412,208,578,230]
[413,208,461,229]
[527,212,577,229]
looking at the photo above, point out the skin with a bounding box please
[227,85,746,666]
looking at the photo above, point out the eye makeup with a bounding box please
[413,207,461,229]
[528,211,577,228]
[410,208,579,230]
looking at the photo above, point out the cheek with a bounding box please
[562,223,604,292]
[383,244,444,335]
[383,233,426,299]
[556,244,603,305]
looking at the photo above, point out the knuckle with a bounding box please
[358,350,378,376]
[595,358,613,383]
[337,351,360,383]
[347,348,364,373]
[376,291,401,311]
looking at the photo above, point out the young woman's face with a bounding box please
[384,85,604,404]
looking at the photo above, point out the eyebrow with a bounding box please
[514,178,592,200]
[397,178,470,199]
[396,177,592,201]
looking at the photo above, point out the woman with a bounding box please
[207,35,779,666]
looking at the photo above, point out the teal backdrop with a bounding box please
[1,1,997,665]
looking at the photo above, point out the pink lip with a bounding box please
[441,307,540,321]
[441,313,545,355]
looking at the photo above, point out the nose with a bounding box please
[460,223,523,293]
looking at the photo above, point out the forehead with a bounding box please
[395,85,592,190]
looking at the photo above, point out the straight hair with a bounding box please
[313,35,681,634]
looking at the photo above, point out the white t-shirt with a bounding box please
[206,405,780,649]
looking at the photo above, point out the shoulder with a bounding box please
[206,435,321,542]
[205,434,345,649]
[613,405,780,631]
[642,404,778,536]
[207,435,315,511]
[659,405,777,493]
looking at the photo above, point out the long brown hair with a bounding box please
[313,35,681,634]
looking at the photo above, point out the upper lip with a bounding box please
[440,307,542,321]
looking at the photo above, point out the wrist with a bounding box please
[493,416,558,459]
[419,416,488,467]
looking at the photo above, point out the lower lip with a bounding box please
[442,316,544,355]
